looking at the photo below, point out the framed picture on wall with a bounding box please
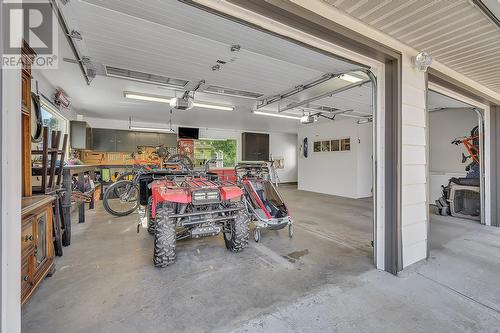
[313,141,321,152]
[321,140,330,152]
[331,139,340,151]
[341,138,351,151]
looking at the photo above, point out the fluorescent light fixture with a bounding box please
[124,91,234,111]
[192,102,234,111]
[253,110,302,120]
[124,92,171,103]
[340,74,364,83]
[129,125,175,133]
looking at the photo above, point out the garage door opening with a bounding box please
[21,1,379,331]
[421,89,500,312]
[428,90,484,225]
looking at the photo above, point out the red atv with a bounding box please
[147,176,250,267]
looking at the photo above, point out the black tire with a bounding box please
[224,213,249,252]
[154,206,176,267]
[103,180,139,216]
[146,197,155,235]
[30,93,43,143]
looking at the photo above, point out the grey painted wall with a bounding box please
[429,108,478,174]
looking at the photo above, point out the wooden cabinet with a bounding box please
[21,196,55,306]
[21,41,35,197]
[242,132,269,161]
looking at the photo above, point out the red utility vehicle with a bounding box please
[148,176,249,267]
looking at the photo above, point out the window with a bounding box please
[194,139,237,167]
[40,97,69,142]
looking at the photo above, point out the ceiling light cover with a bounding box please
[253,111,301,120]
[124,92,171,103]
[124,92,234,111]
[129,125,175,133]
[340,74,364,83]
[193,102,233,111]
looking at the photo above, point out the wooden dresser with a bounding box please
[21,41,56,305]
[21,196,55,305]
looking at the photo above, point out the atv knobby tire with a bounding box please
[224,212,249,252]
[153,206,176,267]
[146,197,155,235]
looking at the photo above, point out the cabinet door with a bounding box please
[34,211,48,270]
[21,257,31,299]
[115,130,137,152]
[158,133,177,147]
[92,128,116,151]
[136,132,159,147]
[256,134,270,160]
[242,133,269,161]
[21,218,35,255]
[70,121,91,149]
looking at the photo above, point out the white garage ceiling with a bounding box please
[321,0,500,93]
[35,0,378,133]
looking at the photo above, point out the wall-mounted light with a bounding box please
[413,51,433,72]
[124,92,234,111]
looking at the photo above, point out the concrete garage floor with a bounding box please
[22,186,500,332]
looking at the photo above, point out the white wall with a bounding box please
[82,116,298,182]
[357,122,373,197]
[429,108,478,173]
[401,55,428,268]
[32,69,78,120]
[297,118,372,199]
[1,68,22,332]
[270,132,298,183]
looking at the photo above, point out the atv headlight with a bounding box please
[192,190,220,205]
